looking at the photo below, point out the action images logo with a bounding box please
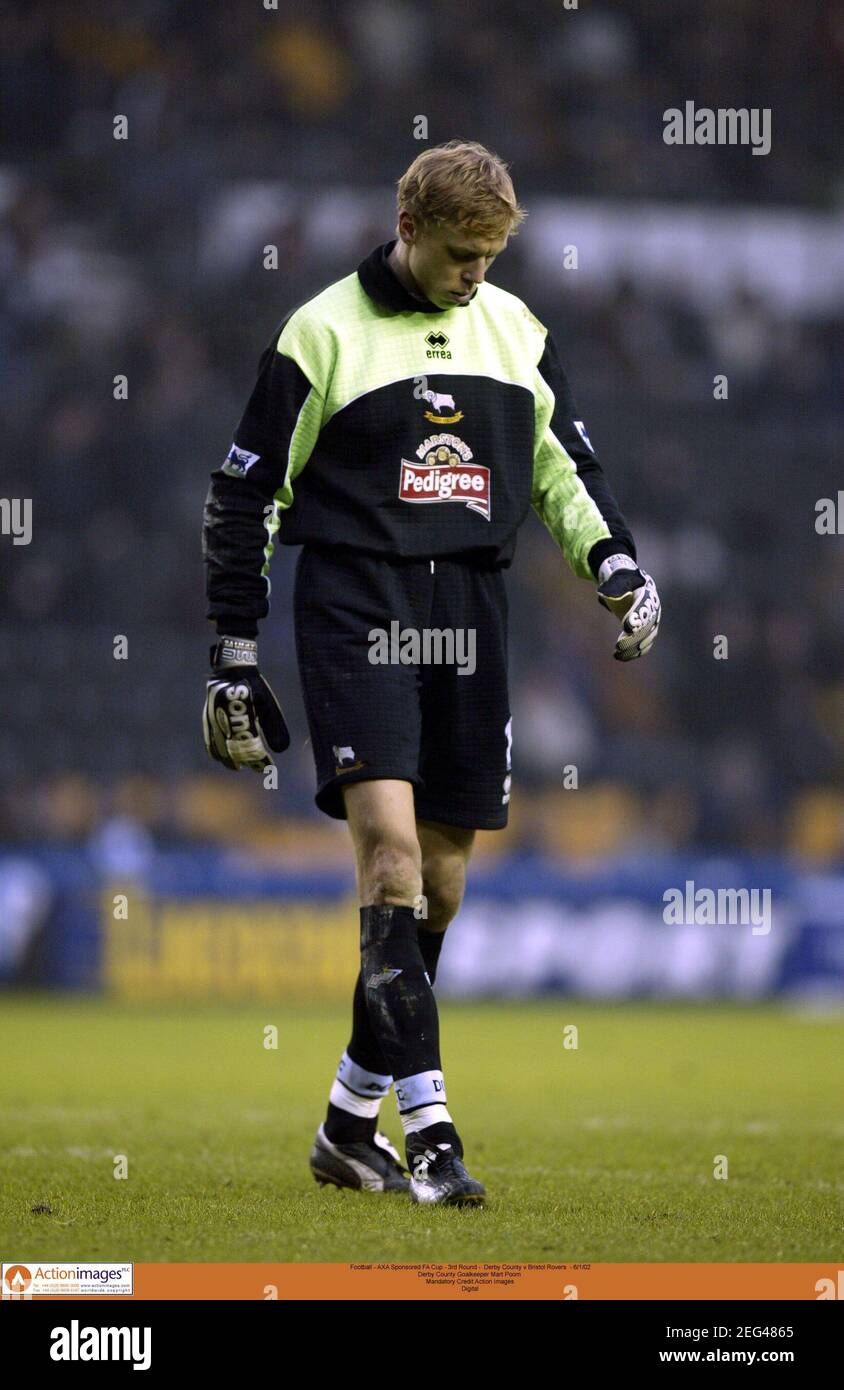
[399,434,491,521]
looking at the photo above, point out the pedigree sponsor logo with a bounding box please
[399,435,490,520]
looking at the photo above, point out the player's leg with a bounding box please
[399,561,510,1201]
[415,817,475,985]
[296,548,423,1192]
[322,814,472,1145]
[310,780,420,1193]
[296,549,482,1201]
[319,811,471,1174]
[343,779,484,1204]
[321,779,419,1148]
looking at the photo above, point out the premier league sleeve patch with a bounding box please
[573,420,595,453]
[222,443,261,478]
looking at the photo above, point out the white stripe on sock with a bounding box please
[401,1103,453,1136]
[336,1049,392,1098]
[329,1078,382,1119]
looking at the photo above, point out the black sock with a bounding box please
[324,1103,377,1145]
[348,971,391,1074]
[324,973,391,1144]
[406,1119,463,1160]
[360,904,442,1083]
[417,925,445,986]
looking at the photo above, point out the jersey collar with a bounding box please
[357,239,446,314]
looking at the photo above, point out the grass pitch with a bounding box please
[1,995,842,1263]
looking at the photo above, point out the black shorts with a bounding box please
[293,545,512,829]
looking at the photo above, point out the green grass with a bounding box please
[1,996,842,1262]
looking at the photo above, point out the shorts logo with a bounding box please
[400,434,490,521]
[332,743,365,774]
[222,443,261,478]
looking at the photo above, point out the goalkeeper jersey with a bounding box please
[203,239,636,636]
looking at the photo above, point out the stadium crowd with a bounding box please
[1,0,842,864]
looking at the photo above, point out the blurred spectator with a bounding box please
[0,0,841,864]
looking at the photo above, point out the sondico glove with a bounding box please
[203,636,290,772]
[596,554,661,661]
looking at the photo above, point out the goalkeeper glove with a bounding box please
[203,636,290,772]
[596,554,661,661]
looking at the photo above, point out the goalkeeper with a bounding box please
[202,140,661,1206]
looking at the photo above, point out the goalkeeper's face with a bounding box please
[401,215,509,310]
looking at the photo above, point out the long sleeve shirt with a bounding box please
[203,239,636,636]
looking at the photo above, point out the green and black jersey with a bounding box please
[203,239,636,637]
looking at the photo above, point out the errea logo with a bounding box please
[425,330,451,359]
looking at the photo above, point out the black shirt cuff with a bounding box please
[587,537,637,581]
[214,618,259,640]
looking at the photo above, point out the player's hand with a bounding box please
[203,636,290,771]
[596,554,661,661]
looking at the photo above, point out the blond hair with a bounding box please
[396,139,527,241]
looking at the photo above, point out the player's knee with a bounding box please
[421,862,466,932]
[362,837,422,906]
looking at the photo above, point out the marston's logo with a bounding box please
[399,434,490,521]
